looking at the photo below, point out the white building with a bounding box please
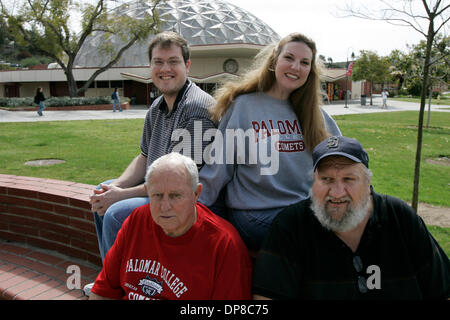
[0,0,280,105]
[0,0,361,104]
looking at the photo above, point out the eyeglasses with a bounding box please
[353,255,368,293]
[151,58,183,68]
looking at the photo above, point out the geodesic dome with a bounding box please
[75,0,280,67]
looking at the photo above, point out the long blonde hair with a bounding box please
[210,33,329,152]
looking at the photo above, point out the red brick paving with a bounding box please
[0,239,101,300]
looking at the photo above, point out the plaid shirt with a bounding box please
[140,80,216,169]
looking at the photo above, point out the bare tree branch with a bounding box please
[341,1,430,36]
[435,3,450,16]
[434,15,450,34]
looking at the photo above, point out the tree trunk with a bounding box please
[411,20,434,212]
[66,72,79,97]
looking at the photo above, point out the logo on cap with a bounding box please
[326,136,339,149]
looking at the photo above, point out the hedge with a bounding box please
[0,96,129,108]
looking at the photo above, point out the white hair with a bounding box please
[145,152,199,191]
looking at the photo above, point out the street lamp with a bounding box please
[344,50,355,108]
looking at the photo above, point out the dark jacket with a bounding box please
[34,91,45,104]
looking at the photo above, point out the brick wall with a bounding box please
[0,174,101,266]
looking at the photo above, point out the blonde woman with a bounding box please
[199,33,341,252]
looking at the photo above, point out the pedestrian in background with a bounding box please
[112,88,122,112]
[381,89,389,109]
[34,87,46,116]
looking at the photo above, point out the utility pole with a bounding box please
[345,50,355,108]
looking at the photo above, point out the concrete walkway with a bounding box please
[323,96,450,116]
[0,95,448,123]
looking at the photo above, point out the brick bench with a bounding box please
[0,174,102,299]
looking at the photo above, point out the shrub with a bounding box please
[432,91,442,99]
[19,56,52,67]
[0,97,33,107]
[398,88,409,96]
[0,96,129,108]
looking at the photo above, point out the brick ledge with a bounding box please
[0,174,102,300]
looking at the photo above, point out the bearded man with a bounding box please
[252,136,449,300]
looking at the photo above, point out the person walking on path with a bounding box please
[381,89,389,109]
[112,88,122,112]
[34,87,46,116]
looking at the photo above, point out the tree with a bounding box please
[407,35,449,127]
[351,50,390,105]
[0,0,161,97]
[388,36,449,97]
[342,0,449,212]
[388,49,413,94]
[407,35,449,94]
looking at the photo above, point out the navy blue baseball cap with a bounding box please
[312,136,369,171]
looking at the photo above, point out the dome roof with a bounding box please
[75,0,280,67]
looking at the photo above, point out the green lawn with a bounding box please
[1,111,448,205]
[334,111,449,207]
[0,111,448,255]
[334,111,450,256]
[427,226,449,256]
[0,119,144,185]
[392,93,450,106]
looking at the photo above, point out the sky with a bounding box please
[226,0,442,62]
[3,0,447,62]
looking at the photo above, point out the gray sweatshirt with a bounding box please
[198,92,341,210]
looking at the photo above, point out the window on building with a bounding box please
[110,80,123,88]
[96,81,109,88]
[198,83,217,95]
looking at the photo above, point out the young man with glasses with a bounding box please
[252,136,449,299]
[87,32,216,294]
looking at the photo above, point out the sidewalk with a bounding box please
[0,105,149,123]
[323,96,450,116]
[0,97,448,123]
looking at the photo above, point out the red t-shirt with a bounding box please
[92,203,252,300]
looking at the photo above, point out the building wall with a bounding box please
[22,82,51,97]
[351,81,362,99]
[189,57,253,77]
[0,55,255,99]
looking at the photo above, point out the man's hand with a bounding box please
[90,183,124,216]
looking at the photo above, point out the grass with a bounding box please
[427,226,450,256]
[392,92,450,106]
[0,111,448,256]
[334,111,450,256]
[334,111,449,207]
[0,119,144,185]
[1,111,448,205]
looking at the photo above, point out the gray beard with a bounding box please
[310,192,371,233]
